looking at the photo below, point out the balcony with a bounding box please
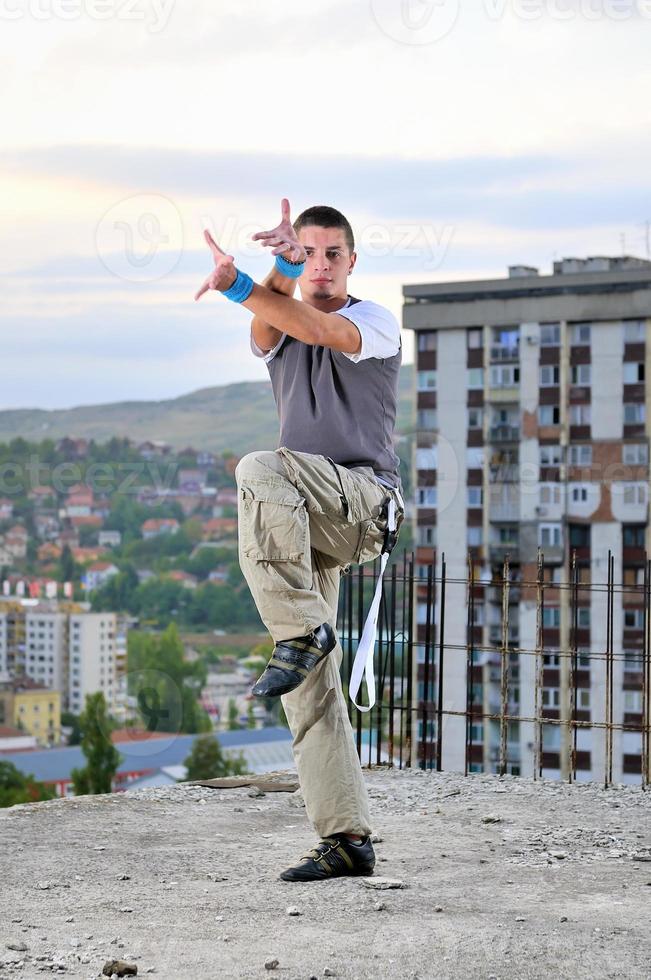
[489,424,520,443]
[488,625,520,647]
[489,542,519,564]
[490,344,519,362]
[489,502,520,522]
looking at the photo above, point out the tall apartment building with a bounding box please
[403,255,651,784]
[0,599,119,718]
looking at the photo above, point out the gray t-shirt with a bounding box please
[250,295,402,490]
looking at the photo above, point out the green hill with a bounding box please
[2,364,415,455]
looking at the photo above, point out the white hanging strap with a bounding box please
[349,488,404,712]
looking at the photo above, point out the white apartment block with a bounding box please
[0,599,119,716]
[403,255,651,784]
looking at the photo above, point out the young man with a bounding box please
[195,200,404,881]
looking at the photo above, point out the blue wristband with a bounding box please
[275,253,305,279]
[223,268,254,303]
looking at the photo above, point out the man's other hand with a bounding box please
[194,229,237,301]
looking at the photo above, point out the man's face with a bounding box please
[296,225,356,302]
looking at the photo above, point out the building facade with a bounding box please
[0,599,121,721]
[403,255,651,784]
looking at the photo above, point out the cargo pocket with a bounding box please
[353,518,387,565]
[239,483,307,561]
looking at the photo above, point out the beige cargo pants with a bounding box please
[235,446,404,839]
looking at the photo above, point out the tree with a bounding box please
[59,544,76,582]
[246,701,256,729]
[61,710,82,746]
[70,692,123,796]
[0,760,57,808]
[183,733,248,780]
[227,698,242,730]
[126,622,213,735]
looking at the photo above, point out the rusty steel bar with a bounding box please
[533,548,545,781]
[499,553,511,777]
[465,553,475,777]
[435,552,446,773]
[644,558,651,789]
[569,549,579,783]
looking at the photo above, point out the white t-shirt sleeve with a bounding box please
[250,329,288,363]
[333,300,401,363]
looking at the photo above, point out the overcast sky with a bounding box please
[2,0,650,410]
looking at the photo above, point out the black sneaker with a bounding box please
[279,833,375,882]
[251,623,336,698]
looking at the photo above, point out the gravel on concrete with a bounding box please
[1,766,650,979]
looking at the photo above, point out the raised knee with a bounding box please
[235,449,278,486]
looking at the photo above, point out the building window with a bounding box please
[417,525,436,546]
[570,364,591,386]
[540,484,561,505]
[467,407,484,429]
[490,365,520,387]
[539,365,560,387]
[539,445,561,467]
[416,447,437,469]
[568,524,590,548]
[623,525,645,548]
[570,485,589,503]
[570,323,591,345]
[624,403,646,424]
[624,690,642,713]
[624,650,643,672]
[467,328,483,349]
[577,607,590,627]
[468,367,484,389]
[568,445,592,466]
[540,323,560,346]
[417,370,437,391]
[467,487,483,507]
[622,483,647,506]
[539,524,562,548]
[417,487,437,507]
[542,687,560,706]
[578,689,591,709]
[623,362,645,384]
[466,447,485,469]
[417,409,438,429]
[623,319,645,342]
[622,443,648,465]
[470,722,484,742]
[467,526,483,547]
[418,331,437,351]
[569,404,591,425]
[624,608,644,630]
[539,405,560,425]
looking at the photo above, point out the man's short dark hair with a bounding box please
[293,205,355,254]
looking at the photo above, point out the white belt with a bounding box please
[348,486,404,712]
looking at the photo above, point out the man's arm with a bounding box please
[249,198,303,352]
[242,284,362,356]
[250,267,298,353]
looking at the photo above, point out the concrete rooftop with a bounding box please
[1,768,650,980]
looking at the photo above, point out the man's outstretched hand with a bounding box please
[252,198,306,263]
[194,229,237,301]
